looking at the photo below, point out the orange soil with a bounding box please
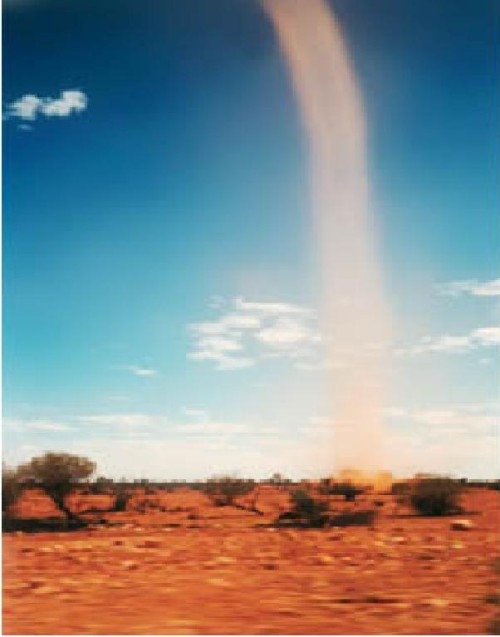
[3,487,500,635]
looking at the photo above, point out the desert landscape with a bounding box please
[3,478,500,635]
[4,0,499,635]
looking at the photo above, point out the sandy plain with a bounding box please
[3,487,500,635]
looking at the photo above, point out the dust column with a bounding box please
[262,0,391,472]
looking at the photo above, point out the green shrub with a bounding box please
[277,489,330,527]
[205,475,255,506]
[409,477,463,516]
[319,478,364,501]
[329,509,377,527]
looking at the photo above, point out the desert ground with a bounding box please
[3,486,500,635]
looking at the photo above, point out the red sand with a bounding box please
[3,487,500,634]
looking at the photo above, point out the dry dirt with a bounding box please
[3,487,500,635]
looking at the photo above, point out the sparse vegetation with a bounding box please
[2,465,24,515]
[17,452,95,520]
[329,509,377,527]
[205,475,256,507]
[277,489,330,527]
[319,478,365,501]
[408,477,463,516]
[90,476,114,495]
[112,488,132,512]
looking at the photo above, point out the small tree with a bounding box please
[409,477,463,516]
[205,475,255,507]
[2,465,24,515]
[319,478,364,502]
[18,452,95,520]
[277,489,330,527]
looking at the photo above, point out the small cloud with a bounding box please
[5,90,88,123]
[122,365,157,377]
[79,413,162,427]
[255,316,320,348]
[473,326,500,345]
[188,349,255,370]
[187,296,321,371]
[435,277,500,298]
[234,297,314,316]
[396,325,500,357]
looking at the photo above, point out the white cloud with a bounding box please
[171,420,250,435]
[234,297,315,316]
[385,404,499,433]
[188,297,321,370]
[79,413,161,428]
[473,326,500,345]
[436,277,500,298]
[122,365,157,377]
[6,94,41,120]
[187,349,255,371]
[196,336,242,353]
[6,90,88,122]
[396,326,500,357]
[5,418,70,432]
[256,316,320,349]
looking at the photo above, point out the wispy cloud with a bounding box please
[5,90,88,122]
[121,365,157,377]
[188,297,321,370]
[385,403,499,436]
[396,326,500,357]
[435,277,500,298]
[181,408,209,419]
[79,413,162,428]
[5,418,71,432]
[171,420,250,435]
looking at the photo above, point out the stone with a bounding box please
[315,555,334,565]
[451,519,474,531]
[213,556,236,565]
[206,577,230,587]
[261,562,278,570]
[139,539,163,549]
[425,598,449,608]
[121,560,138,570]
[32,585,60,595]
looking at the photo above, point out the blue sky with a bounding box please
[3,0,499,479]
